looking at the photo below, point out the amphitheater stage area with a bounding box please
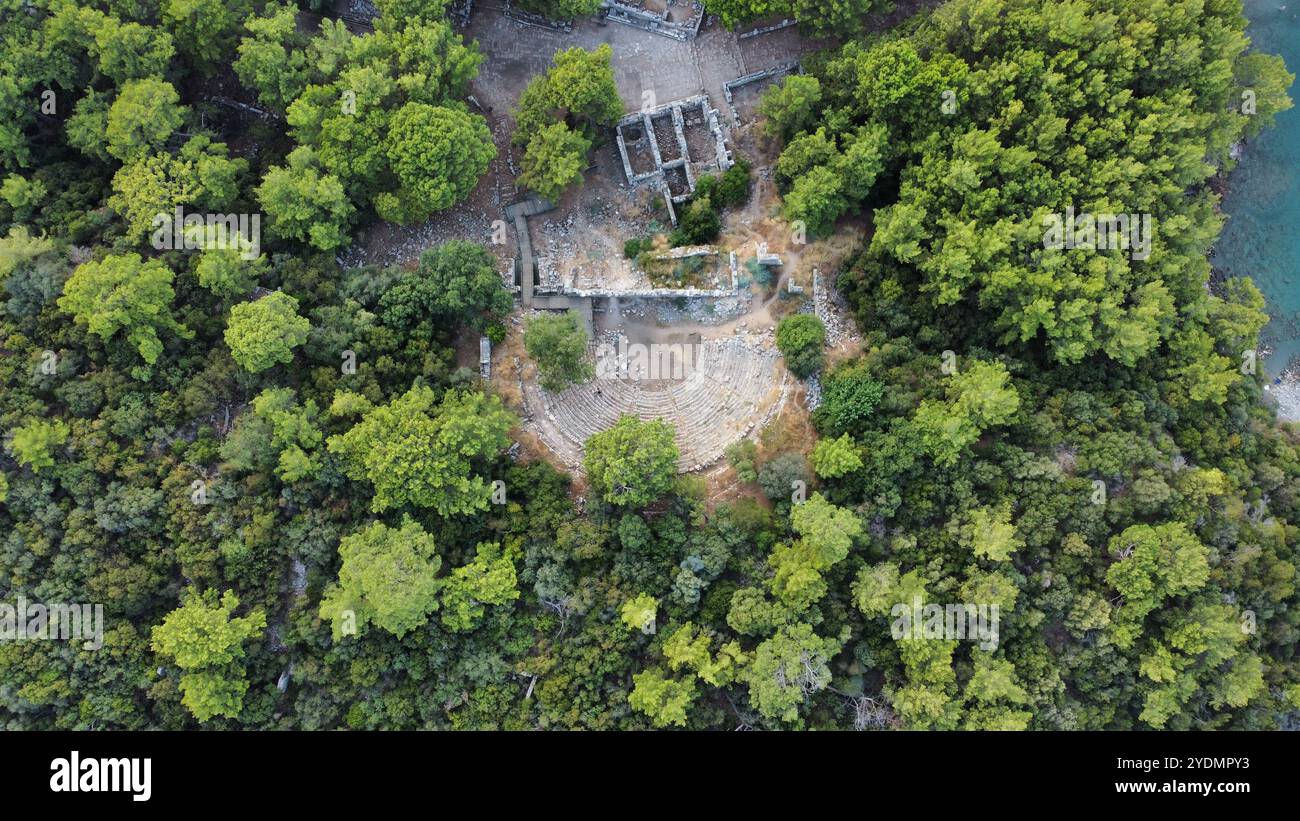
[520,331,787,473]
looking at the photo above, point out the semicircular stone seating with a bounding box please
[527,336,785,472]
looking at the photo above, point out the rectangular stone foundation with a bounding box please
[615,95,732,222]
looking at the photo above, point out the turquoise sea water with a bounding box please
[1218,1,1300,375]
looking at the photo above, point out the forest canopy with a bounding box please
[0,0,1297,734]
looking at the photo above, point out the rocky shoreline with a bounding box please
[1264,355,1300,423]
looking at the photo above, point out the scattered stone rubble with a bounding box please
[804,374,822,411]
[449,0,474,26]
[812,266,859,346]
[1263,356,1300,422]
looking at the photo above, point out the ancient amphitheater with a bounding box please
[520,335,788,473]
[491,10,822,476]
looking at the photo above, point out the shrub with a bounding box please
[775,313,826,377]
[715,158,752,208]
[625,237,652,259]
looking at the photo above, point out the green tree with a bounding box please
[619,592,658,634]
[1106,523,1212,649]
[768,493,862,610]
[0,227,64,318]
[440,542,520,632]
[913,359,1019,466]
[110,153,200,241]
[707,0,885,35]
[744,623,840,723]
[256,146,355,250]
[1236,52,1295,139]
[110,137,247,241]
[757,451,808,502]
[713,158,753,208]
[584,416,679,507]
[775,128,839,186]
[8,419,70,473]
[662,623,746,686]
[961,652,1032,730]
[1,174,45,222]
[162,0,249,70]
[810,433,862,478]
[233,2,313,112]
[378,104,496,224]
[327,386,515,515]
[515,0,603,20]
[106,78,186,162]
[812,363,883,436]
[956,502,1022,562]
[519,120,591,201]
[278,16,485,220]
[222,387,326,482]
[224,291,311,373]
[628,667,696,727]
[775,313,825,377]
[319,517,443,639]
[671,196,722,246]
[783,165,846,239]
[760,74,822,139]
[524,310,593,392]
[790,493,862,566]
[65,91,113,162]
[837,123,889,202]
[378,240,512,331]
[193,230,267,299]
[151,588,265,722]
[725,439,759,483]
[375,0,455,23]
[91,19,175,83]
[58,253,191,374]
[948,360,1021,426]
[515,44,623,140]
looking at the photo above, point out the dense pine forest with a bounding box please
[2,0,1299,731]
